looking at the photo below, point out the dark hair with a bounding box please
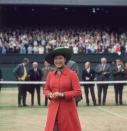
[23,58,29,63]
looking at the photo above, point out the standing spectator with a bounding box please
[82,62,96,106]
[13,58,29,107]
[67,60,82,106]
[113,59,125,105]
[42,60,54,106]
[95,57,111,105]
[67,60,79,74]
[29,62,43,106]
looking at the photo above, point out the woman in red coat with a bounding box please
[44,47,82,131]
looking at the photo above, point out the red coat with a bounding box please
[44,66,82,131]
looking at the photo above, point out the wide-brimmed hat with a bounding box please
[45,47,72,65]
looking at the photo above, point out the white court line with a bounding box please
[98,107,127,120]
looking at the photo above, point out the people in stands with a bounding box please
[0,26,127,55]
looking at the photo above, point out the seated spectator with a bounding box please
[0,26,127,54]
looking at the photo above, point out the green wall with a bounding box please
[0,53,126,83]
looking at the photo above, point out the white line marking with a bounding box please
[98,107,127,120]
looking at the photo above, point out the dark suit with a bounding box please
[95,64,111,105]
[113,64,125,105]
[13,64,26,78]
[0,68,2,91]
[67,60,82,106]
[29,68,42,106]
[82,68,96,105]
[13,63,27,106]
[42,67,53,106]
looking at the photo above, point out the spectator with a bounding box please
[28,45,33,54]
[38,45,45,54]
[20,44,26,54]
[113,59,125,105]
[95,57,111,105]
[13,58,29,107]
[0,26,127,54]
[82,62,96,106]
[42,60,54,106]
[29,62,43,106]
[33,45,39,54]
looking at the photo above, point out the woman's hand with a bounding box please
[48,92,54,99]
[48,92,59,99]
[48,92,64,99]
[53,92,64,98]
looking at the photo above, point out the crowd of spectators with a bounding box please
[0,26,127,54]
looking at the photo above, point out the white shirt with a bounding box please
[73,46,78,54]
[117,64,122,71]
[39,46,44,54]
[86,68,90,73]
[34,68,37,72]
[102,64,105,71]
[33,46,39,54]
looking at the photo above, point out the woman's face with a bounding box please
[54,55,66,68]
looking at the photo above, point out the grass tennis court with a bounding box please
[0,86,127,131]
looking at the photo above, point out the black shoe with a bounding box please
[119,102,123,105]
[86,103,89,106]
[115,101,118,105]
[23,104,28,107]
[18,105,22,107]
[116,102,118,105]
[102,102,106,106]
[98,101,101,105]
[98,102,101,106]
